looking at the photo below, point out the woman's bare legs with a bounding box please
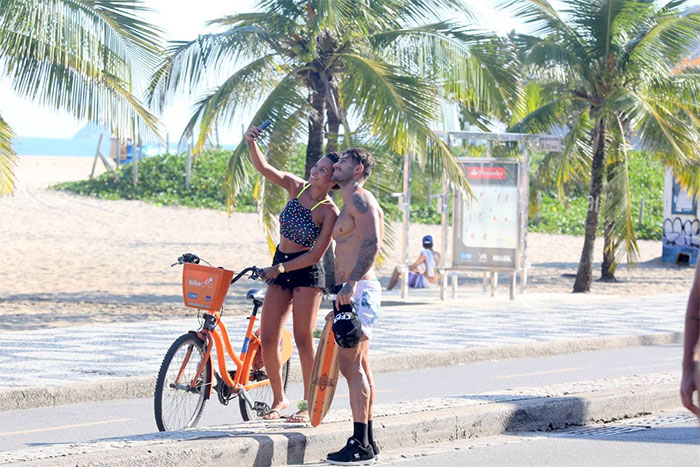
[386,267,401,290]
[260,284,293,419]
[288,286,323,421]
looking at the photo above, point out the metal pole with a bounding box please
[520,144,531,293]
[440,164,449,300]
[400,151,411,298]
[186,143,192,189]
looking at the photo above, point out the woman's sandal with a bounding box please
[287,400,310,424]
[287,410,310,424]
[262,409,281,420]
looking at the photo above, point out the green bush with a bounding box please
[529,151,664,240]
[54,144,317,212]
[53,147,666,240]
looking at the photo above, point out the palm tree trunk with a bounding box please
[305,75,326,178]
[573,117,607,293]
[601,163,617,282]
[326,85,340,153]
[601,221,616,281]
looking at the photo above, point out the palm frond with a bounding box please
[537,109,593,200]
[499,0,591,63]
[602,116,639,271]
[369,24,521,118]
[338,52,471,194]
[625,4,700,71]
[0,115,17,196]
[223,71,310,210]
[146,27,275,111]
[257,109,308,257]
[622,88,700,167]
[179,54,284,151]
[0,0,163,140]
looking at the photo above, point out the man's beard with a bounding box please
[331,171,352,184]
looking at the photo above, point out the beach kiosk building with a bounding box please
[662,168,699,266]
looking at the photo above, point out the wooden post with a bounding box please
[90,134,103,179]
[131,120,138,186]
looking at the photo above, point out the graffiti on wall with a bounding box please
[663,217,700,248]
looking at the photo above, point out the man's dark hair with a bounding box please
[343,147,375,180]
[323,152,341,164]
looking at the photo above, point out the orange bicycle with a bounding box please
[154,253,293,431]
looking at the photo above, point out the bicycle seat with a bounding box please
[247,289,266,302]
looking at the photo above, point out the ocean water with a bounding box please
[13,137,238,157]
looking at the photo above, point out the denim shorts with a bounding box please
[270,247,325,291]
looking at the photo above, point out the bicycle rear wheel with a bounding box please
[239,349,290,421]
[154,333,211,431]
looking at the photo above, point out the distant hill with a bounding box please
[72,123,110,140]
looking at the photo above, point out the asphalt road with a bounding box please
[372,411,699,467]
[0,344,682,452]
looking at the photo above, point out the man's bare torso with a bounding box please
[333,189,383,285]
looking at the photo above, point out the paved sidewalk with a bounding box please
[0,291,687,391]
[0,370,689,466]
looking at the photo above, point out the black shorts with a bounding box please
[270,247,325,291]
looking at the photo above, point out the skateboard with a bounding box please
[308,318,340,427]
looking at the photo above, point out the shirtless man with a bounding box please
[681,260,700,417]
[327,148,383,465]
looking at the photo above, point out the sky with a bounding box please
[1,0,696,142]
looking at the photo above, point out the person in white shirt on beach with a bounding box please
[386,235,441,290]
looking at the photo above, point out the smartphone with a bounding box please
[258,119,271,131]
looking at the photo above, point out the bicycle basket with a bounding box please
[182,263,234,311]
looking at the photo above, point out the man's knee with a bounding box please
[338,353,361,378]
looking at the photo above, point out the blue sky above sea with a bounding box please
[5,0,699,156]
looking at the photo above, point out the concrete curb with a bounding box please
[0,331,682,412]
[17,381,681,467]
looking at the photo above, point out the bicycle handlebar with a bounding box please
[230,266,264,284]
[173,253,263,284]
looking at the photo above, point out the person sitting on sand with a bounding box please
[245,124,339,424]
[386,235,440,290]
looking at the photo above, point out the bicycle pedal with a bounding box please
[254,401,270,417]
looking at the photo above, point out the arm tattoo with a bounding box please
[339,283,354,296]
[687,316,700,321]
[353,193,370,214]
[349,237,378,281]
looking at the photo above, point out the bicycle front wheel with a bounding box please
[239,350,290,421]
[154,333,211,431]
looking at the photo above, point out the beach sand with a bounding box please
[0,156,694,330]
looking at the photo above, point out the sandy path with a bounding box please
[0,156,694,330]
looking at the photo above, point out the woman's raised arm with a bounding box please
[244,126,303,194]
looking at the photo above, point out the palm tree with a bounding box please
[147,0,521,244]
[505,0,700,292]
[0,0,164,195]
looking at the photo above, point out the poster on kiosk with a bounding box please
[662,167,699,265]
[454,160,520,270]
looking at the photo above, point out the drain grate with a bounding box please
[617,413,697,428]
[554,425,648,437]
[549,411,698,438]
